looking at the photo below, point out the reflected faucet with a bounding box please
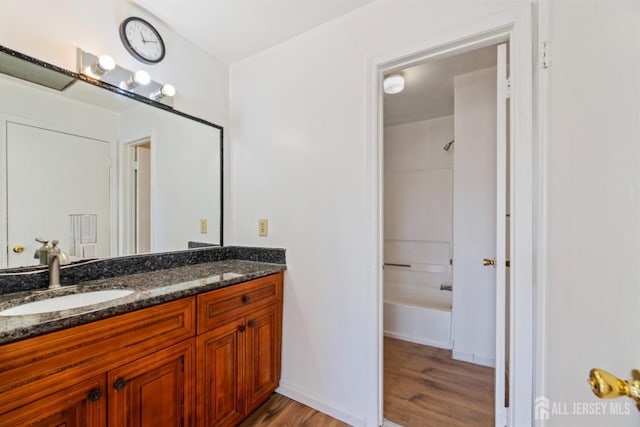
[48,240,70,289]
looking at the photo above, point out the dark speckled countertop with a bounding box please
[0,259,285,345]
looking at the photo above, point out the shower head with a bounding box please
[443,140,454,151]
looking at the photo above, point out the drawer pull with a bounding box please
[114,377,128,391]
[87,388,102,402]
[238,324,246,332]
[242,295,251,304]
[248,320,256,328]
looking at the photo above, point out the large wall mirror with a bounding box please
[0,46,223,269]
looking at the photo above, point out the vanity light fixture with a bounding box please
[149,83,175,100]
[85,54,115,78]
[78,48,175,107]
[383,73,405,94]
[120,70,151,90]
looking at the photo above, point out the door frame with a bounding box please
[366,6,533,426]
[121,136,155,255]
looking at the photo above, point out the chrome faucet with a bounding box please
[48,240,70,289]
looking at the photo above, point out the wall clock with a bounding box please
[119,17,166,64]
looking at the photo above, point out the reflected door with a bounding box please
[135,143,151,253]
[6,121,111,267]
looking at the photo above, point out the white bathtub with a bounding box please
[383,281,452,349]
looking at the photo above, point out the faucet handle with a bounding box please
[35,237,49,244]
[50,240,70,265]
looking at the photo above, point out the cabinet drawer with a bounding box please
[197,273,282,334]
[0,296,195,415]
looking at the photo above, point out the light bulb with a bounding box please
[86,54,115,77]
[133,70,150,85]
[150,84,176,100]
[120,70,151,90]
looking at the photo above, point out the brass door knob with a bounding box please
[483,258,495,266]
[588,368,640,405]
[12,245,25,254]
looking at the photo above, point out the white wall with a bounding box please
[119,105,221,252]
[384,116,453,245]
[228,2,529,425]
[0,0,227,127]
[541,1,640,426]
[383,115,453,303]
[452,67,497,366]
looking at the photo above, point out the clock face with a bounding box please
[119,17,165,64]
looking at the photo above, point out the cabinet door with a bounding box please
[197,316,246,427]
[0,375,106,427]
[245,303,282,412]
[108,340,194,427]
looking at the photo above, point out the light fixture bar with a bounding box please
[77,48,175,107]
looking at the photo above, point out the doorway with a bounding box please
[380,38,512,427]
[124,139,152,255]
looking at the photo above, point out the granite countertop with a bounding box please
[0,259,285,345]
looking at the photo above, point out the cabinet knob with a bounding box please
[114,377,128,391]
[87,388,102,402]
[238,324,246,332]
[242,295,251,304]
[248,320,256,328]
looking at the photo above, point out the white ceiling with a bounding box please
[384,45,498,127]
[133,0,374,64]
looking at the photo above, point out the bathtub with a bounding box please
[383,280,452,349]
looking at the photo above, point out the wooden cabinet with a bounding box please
[0,297,195,427]
[245,303,281,412]
[108,339,194,427]
[197,273,283,427]
[0,272,284,427]
[0,375,107,427]
[197,315,246,427]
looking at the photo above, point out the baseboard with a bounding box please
[276,381,365,427]
[384,330,451,350]
[382,418,405,427]
[452,349,495,367]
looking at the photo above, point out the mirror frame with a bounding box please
[0,44,224,252]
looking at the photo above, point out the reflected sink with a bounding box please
[0,289,134,316]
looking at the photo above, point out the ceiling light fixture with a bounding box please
[121,70,151,90]
[85,54,115,78]
[149,84,176,101]
[383,74,405,94]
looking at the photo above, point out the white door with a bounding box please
[135,144,151,253]
[494,42,510,427]
[6,122,111,267]
[450,43,509,426]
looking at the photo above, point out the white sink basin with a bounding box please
[0,289,134,316]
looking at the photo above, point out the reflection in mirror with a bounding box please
[0,46,223,269]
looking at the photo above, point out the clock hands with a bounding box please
[139,31,158,44]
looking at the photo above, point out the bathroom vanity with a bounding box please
[0,247,285,427]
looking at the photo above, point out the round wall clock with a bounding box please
[119,17,166,64]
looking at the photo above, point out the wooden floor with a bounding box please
[239,337,493,427]
[384,336,494,427]
[240,393,350,427]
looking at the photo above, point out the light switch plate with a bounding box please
[200,218,207,234]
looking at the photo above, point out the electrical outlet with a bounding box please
[200,218,207,234]
[258,219,268,237]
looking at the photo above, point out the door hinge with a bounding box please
[505,77,512,98]
[540,41,550,69]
